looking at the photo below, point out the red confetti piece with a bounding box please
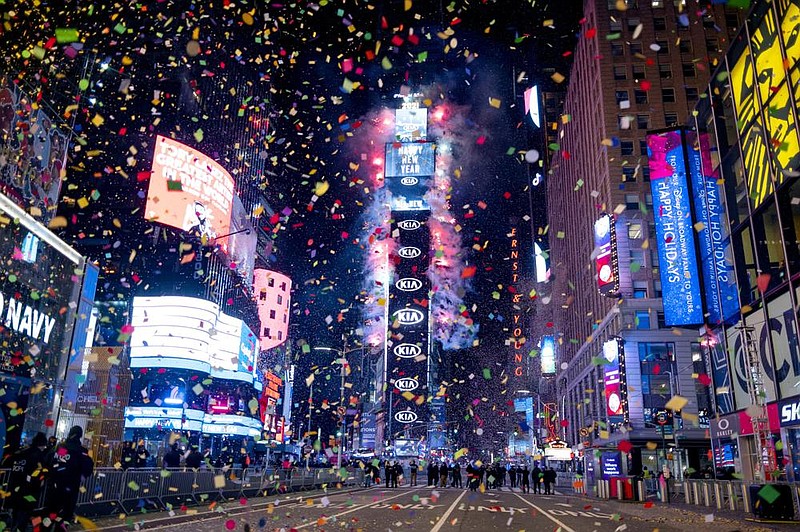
[585,28,597,38]
[640,80,652,91]
[618,440,633,453]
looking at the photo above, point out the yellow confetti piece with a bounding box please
[551,72,565,83]
[314,181,330,196]
[665,395,689,411]
[91,114,105,127]
[489,97,502,108]
[213,475,226,489]
[75,516,98,530]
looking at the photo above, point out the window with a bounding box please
[610,19,622,32]
[280,282,287,291]
[278,331,283,341]
[653,280,662,298]
[679,40,693,54]
[633,280,648,298]
[655,39,669,53]
[269,309,276,319]
[611,42,624,56]
[664,112,679,126]
[614,66,628,80]
[682,63,696,77]
[725,13,739,31]
[277,294,283,305]
[264,327,271,338]
[259,290,267,301]
[639,140,649,155]
[628,222,643,239]
[632,63,646,79]
[639,343,676,427]
[651,0,664,7]
[642,167,651,181]
[637,114,651,129]
[623,167,637,182]
[659,64,672,79]
[645,194,653,208]
[635,310,651,329]
[635,89,648,104]
[620,115,633,129]
[705,38,719,52]
[615,90,630,104]
[621,140,634,155]
[661,88,676,103]
[628,17,641,32]
[654,17,667,31]
[630,249,645,264]
[630,43,643,56]
[686,87,699,101]
[268,278,275,287]
[703,14,716,29]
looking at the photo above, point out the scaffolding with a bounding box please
[738,325,775,481]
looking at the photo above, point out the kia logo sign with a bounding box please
[393,308,424,325]
[397,219,422,230]
[395,410,418,424]
[396,278,423,292]
[400,176,419,186]
[394,378,419,392]
[398,246,421,259]
[393,343,422,359]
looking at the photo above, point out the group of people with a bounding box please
[2,426,94,532]
[426,460,462,488]
[464,462,558,493]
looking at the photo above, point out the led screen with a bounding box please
[395,107,428,141]
[594,214,619,297]
[646,129,704,326]
[145,136,235,249]
[603,338,626,421]
[384,142,436,178]
[540,335,556,375]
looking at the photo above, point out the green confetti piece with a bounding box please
[605,32,622,40]
[127,481,140,491]
[757,483,781,504]
[417,51,427,62]
[113,23,126,34]
[548,142,560,151]
[506,147,517,156]
[482,368,492,379]
[78,79,90,91]
[302,344,311,353]
[7,274,16,283]
[193,128,204,142]
[727,0,751,8]
[55,28,80,44]
[166,180,182,191]
[630,261,641,273]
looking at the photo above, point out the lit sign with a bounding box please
[395,410,418,424]
[508,227,525,378]
[0,292,57,344]
[524,85,541,128]
[687,132,739,325]
[384,142,436,178]
[540,335,556,375]
[394,108,428,141]
[393,343,422,359]
[393,308,425,325]
[594,214,619,297]
[603,338,627,421]
[397,219,422,231]
[647,129,704,326]
[123,406,204,432]
[779,396,800,427]
[145,135,235,249]
[400,177,419,186]
[601,452,622,479]
[394,377,419,392]
[390,196,430,212]
[398,247,422,259]
[395,278,423,292]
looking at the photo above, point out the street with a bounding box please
[82,482,771,532]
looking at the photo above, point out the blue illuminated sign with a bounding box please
[647,130,704,326]
[687,132,740,325]
[601,452,622,479]
[541,335,556,375]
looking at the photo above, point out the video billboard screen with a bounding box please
[687,132,740,325]
[540,335,556,375]
[145,136,235,248]
[594,214,619,297]
[228,196,257,282]
[603,338,626,420]
[384,142,435,178]
[646,129,704,326]
[394,107,428,141]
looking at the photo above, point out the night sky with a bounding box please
[1,0,581,447]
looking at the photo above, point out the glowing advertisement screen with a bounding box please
[540,335,556,375]
[394,108,428,141]
[687,132,740,325]
[603,338,626,421]
[129,296,258,383]
[594,214,619,297]
[145,135,235,249]
[384,142,436,178]
[646,129,704,326]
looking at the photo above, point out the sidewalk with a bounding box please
[556,490,795,532]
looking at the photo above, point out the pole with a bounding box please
[306,384,313,469]
[337,354,346,470]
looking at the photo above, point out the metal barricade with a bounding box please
[119,468,164,513]
[74,468,126,516]
[159,468,198,509]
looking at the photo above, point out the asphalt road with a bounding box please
[82,482,770,532]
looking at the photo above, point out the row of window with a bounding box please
[619,111,683,130]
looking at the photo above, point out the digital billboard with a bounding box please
[384,142,436,178]
[687,132,739,325]
[540,335,556,375]
[646,129,704,326]
[395,107,428,141]
[123,406,204,432]
[0,78,68,224]
[145,135,236,249]
[594,214,619,297]
[129,296,259,383]
[603,338,627,421]
[524,85,541,128]
[228,195,257,284]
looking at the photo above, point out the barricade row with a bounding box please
[0,467,364,518]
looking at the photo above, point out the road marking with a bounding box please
[430,489,467,532]
[295,488,422,529]
[511,492,576,532]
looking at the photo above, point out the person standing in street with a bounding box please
[453,461,462,488]
[46,425,94,530]
[409,459,418,486]
[509,464,517,489]
[543,466,557,495]
[2,432,48,532]
[439,460,449,488]
[531,463,542,494]
[521,464,531,493]
[384,460,392,488]
[162,443,181,469]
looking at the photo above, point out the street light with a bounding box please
[313,345,358,472]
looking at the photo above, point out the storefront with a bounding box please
[778,394,800,482]
[710,404,782,481]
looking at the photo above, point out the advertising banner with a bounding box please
[360,412,377,449]
[394,107,428,141]
[594,214,619,297]
[646,129,704,326]
[603,338,626,421]
[601,451,622,479]
[540,335,556,375]
[228,196,257,284]
[687,132,740,325]
[145,135,235,249]
[384,142,436,178]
